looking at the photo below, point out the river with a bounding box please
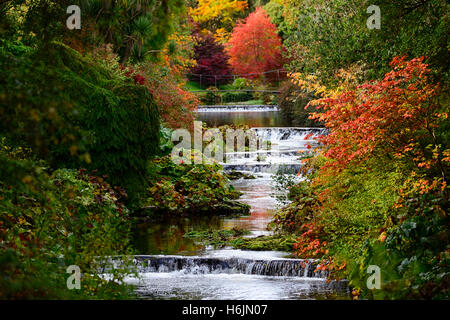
[127,106,350,300]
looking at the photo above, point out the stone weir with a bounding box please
[196,105,279,112]
[98,255,329,278]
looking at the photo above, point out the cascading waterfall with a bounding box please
[250,127,326,141]
[124,106,349,299]
[221,127,326,173]
[100,256,328,278]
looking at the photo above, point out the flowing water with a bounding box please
[129,105,350,300]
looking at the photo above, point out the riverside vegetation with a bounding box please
[1,0,449,300]
[0,1,249,299]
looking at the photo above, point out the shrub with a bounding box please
[143,156,248,215]
[0,149,135,299]
[0,41,160,203]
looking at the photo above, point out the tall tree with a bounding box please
[227,7,283,78]
[80,0,185,62]
[281,0,449,84]
[189,0,248,43]
[190,32,232,86]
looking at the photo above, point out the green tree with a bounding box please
[282,0,449,84]
[80,0,185,62]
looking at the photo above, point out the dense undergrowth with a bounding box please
[272,58,449,299]
[0,41,245,298]
[0,145,136,298]
[0,1,246,299]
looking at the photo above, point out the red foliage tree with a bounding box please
[309,56,444,176]
[190,32,232,86]
[121,64,198,130]
[227,7,283,78]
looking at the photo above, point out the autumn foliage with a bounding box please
[287,56,449,298]
[309,56,445,175]
[190,32,233,86]
[189,0,248,43]
[227,7,283,77]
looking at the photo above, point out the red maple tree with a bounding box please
[227,7,283,78]
[309,56,444,174]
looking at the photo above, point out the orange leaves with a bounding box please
[412,178,442,195]
[227,7,283,77]
[293,222,329,258]
[306,56,441,174]
[435,112,448,119]
[443,149,450,164]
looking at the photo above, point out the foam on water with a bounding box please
[124,119,348,299]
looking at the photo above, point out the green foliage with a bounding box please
[348,202,449,299]
[184,228,251,248]
[316,160,406,258]
[199,86,221,104]
[0,41,160,203]
[278,81,323,127]
[159,126,175,156]
[185,227,296,252]
[9,0,72,47]
[271,171,298,205]
[143,156,249,215]
[232,77,251,90]
[262,0,288,39]
[2,0,185,63]
[0,150,135,299]
[221,91,255,104]
[270,179,319,234]
[197,86,256,105]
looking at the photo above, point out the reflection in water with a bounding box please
[127,273,350,300]
[133,216,224,255]
[196,111,290,128]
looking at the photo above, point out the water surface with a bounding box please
[129,108,350,300]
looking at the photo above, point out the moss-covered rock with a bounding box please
[230,234,297,251]
[225,171,257,180]
[142,156,250,217]
[184,228,251,248]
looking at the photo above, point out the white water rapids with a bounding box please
[117,107,349,299]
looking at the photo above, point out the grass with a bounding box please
[224,99,264,105]
[184,81,204,91]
